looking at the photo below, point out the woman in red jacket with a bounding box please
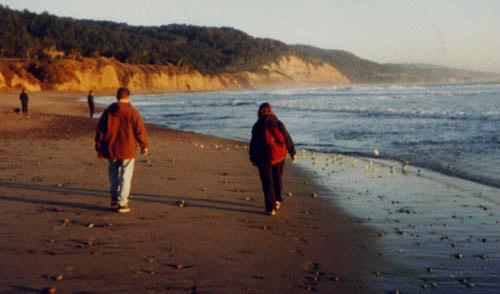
[250,103,296,215]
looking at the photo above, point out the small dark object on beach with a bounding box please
[13,107,21,114]
[426,267,433,272]
[176,200,186,208]
[454,253,464,259]
[42,287,56,294]
[331,275,341,282]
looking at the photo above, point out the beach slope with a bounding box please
[0,93,376,293]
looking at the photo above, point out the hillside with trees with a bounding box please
[0,5,498,87]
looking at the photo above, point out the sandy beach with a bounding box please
[0,92,380,293]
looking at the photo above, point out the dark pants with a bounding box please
[88,102,95,118]
[257,160,285,211]
[21,100,28,113]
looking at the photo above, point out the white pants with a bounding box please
[108,159,135,206]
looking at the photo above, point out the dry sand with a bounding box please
[0,92,379,293]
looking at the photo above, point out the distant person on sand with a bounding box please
[87,90,95,118]
[95,87,148,213]
[250,103,296,216]
[19,88,29,113]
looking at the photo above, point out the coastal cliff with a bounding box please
[0,56,349,93]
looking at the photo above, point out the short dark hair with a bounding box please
[116,87,130,100]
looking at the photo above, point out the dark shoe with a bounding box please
[117,205,131,213]
[110,200,118,207]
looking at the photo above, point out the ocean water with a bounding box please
[99,83,500,189]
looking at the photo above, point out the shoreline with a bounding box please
[1,80,499,97]
[0,92,380,293]
[297,150,500,292]
[295,149,500,190]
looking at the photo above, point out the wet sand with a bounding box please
[0,92,379,293]
[298,151,500,293]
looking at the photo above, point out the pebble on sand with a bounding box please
[287,192,293,197]
[176,200,186,208]
[52,274,64,281]
[87,223,95,228]
[42,287,56,294]
[172,262,191,270]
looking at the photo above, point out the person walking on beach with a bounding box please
[19,88,29,113]
[95,87,148,213]
[250,103,296,216]
[87,90,95,118]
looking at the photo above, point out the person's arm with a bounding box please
[249,124,258,165]
[95,110,107,158]
[132,110,148,154]
[278,120,296,160]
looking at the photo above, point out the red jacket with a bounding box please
[95,102,148,160]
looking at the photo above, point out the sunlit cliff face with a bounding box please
[0,56,349,93]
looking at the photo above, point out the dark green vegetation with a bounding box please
[0,5,289,74]
[0,5,497,83]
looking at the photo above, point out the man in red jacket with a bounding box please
[95,87,148,213]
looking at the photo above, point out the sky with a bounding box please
[1,0,499,73]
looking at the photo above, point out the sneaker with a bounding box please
[275,201,281,210]
[265,209,277,216]
[117,205,131,213]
